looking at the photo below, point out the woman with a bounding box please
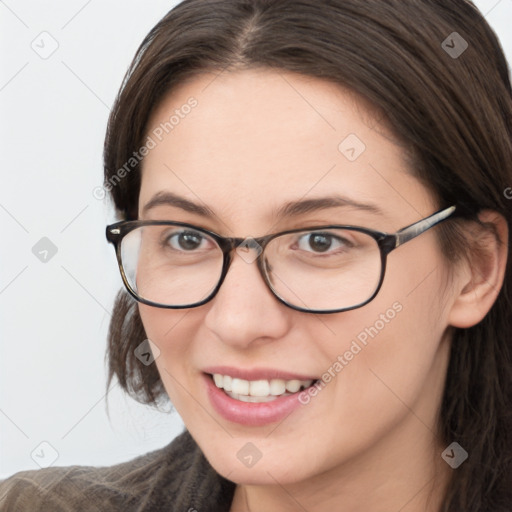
[2,0,511,510]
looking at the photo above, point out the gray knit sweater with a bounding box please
[0,429,236,511]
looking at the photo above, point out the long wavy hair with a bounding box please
[102,1,512,509]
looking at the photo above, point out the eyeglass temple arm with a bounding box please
[393,206,457,249]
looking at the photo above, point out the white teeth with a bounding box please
[223,375,232,392]
[227,392,278,403]
[212,374,315,402]
[269,379,286,396]
[249,379,270,397]
[285,379,301,393]
[232,378,249,395]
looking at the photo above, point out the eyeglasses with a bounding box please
[105,205,458,314]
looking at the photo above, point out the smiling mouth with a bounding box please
[208,373,319,403]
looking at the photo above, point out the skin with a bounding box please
[136,68,507,511]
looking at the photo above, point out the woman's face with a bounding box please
[137,69,455,487]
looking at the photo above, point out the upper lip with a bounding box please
[203,365,319,382]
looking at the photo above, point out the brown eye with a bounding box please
[164,230,208,251]
[296,232,352,254]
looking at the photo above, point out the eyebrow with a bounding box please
[275,195,383,218]
[141,191,384,219]
[142,191,215,217]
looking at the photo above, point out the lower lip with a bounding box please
[203,373,312,427]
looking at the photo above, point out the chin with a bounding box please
[202,443,313,486]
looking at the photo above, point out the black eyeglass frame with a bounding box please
[106,205,459,314]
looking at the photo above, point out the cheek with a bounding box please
[138,304,187,350]
[314,246,450,427]
[138,305,196,402]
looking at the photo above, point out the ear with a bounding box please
[448,210,508,329]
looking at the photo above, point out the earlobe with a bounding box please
[448,210,508,329]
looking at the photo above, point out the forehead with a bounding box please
[139,69,432,231]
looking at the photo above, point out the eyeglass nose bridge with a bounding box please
[212,235,276,302]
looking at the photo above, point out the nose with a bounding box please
[203,249,292,349]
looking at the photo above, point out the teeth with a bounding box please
[223,375,232,392]
[231,378,249,395]
[249,379,270,397]
[227,392,278,403]
[269,379,286,395]
[286,379,301,393]
[213,374,223,388]
[212,374,314,401]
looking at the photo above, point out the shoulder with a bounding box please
[0,436,173,511]
[0,429,235,512]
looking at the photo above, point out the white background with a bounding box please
[1,0,511,478]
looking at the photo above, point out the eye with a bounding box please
[296,231,352,254]
[164,229,211,251]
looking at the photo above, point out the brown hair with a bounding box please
[103,0,512,508]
